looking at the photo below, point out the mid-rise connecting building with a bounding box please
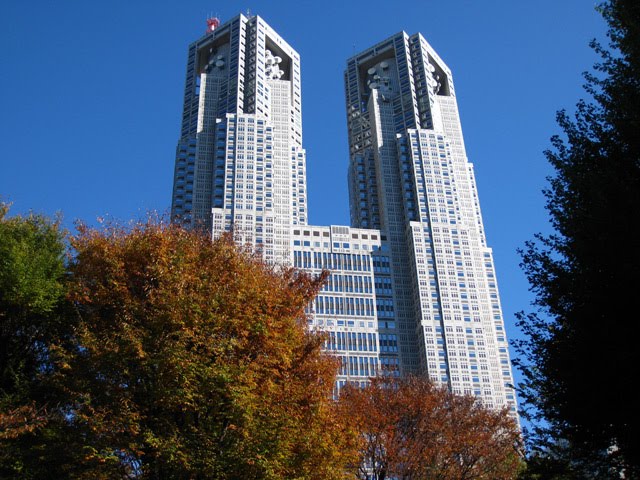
[171,14,517,414]
[291,225,399,388]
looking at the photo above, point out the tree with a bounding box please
[338,375,522,480]
[0,204,73,479]
[513,0,640,476]
[43,219,351,479]
[1,214,355,479]
[517,448,582,480]
[0,204,66,398]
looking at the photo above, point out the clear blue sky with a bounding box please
[1,1,607,396]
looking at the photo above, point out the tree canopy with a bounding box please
[1,215,355,479]
[338,375,522,480]
[513,0,640,477]
[0,204,70,478]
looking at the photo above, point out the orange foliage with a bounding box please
[59,219,352,478]
[338,375,523,480]
[0,404,47,440]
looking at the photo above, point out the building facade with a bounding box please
[292,225,396,388]
[171,14,306,265]
[345,32,515,411]
[171,15,516,413]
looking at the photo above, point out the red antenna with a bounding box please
[206,17,220,33]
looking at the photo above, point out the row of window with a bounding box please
[338,355,378,378]
[314,295,374,317]
[325,331,378,353]
[321,274,373,294]
[293,251,373,272]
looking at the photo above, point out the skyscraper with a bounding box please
[345,32,515,411]
[171,14,306,265]
[171,15,516,413]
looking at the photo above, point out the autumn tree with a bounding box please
[31,218,355,479]
[513,1,640,476]
[0,213,354,479]
[338,375,522,480]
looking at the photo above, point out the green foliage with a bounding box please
[513,1,640,477]
[518,452,580,480]
[0,203,71,478]
[0,204,65,317]
[0,201,67,399]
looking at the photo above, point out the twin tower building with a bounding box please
[171,14,517,415]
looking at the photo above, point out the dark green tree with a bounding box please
[513,1,640,477]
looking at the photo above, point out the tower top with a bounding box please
[206,17,220,33]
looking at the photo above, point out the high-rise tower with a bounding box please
[171,14,306,265]
[345,33,516,412]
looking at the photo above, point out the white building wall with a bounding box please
[172,15,305,265]
[344,32,517,416]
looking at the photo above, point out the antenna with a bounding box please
[206,16,221,34]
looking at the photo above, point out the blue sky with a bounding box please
[1,1,607,395]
